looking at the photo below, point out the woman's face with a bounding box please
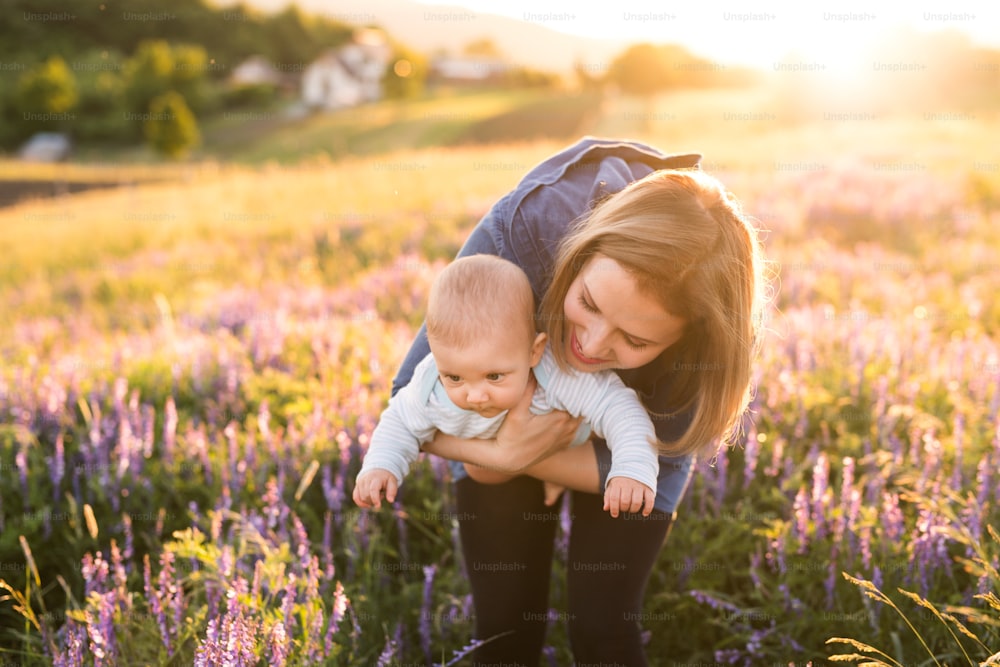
[562,254,687,372]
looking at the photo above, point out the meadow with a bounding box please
[1,85,999,665]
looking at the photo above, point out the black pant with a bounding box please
[456,475,674,666]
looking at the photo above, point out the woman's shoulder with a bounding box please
[486,137,702,299]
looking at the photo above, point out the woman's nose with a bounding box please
[579,323,610,358]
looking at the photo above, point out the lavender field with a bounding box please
[1,131,999,665]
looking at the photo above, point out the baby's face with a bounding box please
[431,330,546,418]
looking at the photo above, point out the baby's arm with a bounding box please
[354,359,439,509]
[545,366,659,516]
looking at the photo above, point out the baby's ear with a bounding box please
[530,332,547,366]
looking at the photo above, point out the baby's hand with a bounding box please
[603,477,654,518]
[353,470,398,509]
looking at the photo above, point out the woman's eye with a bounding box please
[624,337,647,351]
[578,294,598,313]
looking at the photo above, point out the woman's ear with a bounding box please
[530,332,548,367]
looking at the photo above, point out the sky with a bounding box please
[413,0,999,68]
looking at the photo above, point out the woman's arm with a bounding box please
[424,432,601,493]
[421,372,600,492]
[423,372,580,470]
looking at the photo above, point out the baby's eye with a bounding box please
[443,374,462,383]
[486,373,504,381]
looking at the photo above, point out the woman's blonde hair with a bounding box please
[539,168,767,458]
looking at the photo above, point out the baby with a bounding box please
[353,254,659,516]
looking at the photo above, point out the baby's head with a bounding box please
[426,254,547,417]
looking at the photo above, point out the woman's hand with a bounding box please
[491,371,583,473]
[421,372,582,474]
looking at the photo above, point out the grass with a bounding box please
[1,81,1000,664]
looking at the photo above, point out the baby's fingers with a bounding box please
[384,476,398,504]
[603,485,621,518]
[642,486,655,517]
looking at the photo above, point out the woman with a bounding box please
[391,137,766,665]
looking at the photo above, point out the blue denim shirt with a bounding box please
[391,137,702,515]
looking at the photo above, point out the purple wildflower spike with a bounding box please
[324,581,349,655]
[975,456,991,508]
[163,396,177,464]
[811,453,830,541]
[84,611,108,667]
[268,621,289,667]
[376,623,401,666]
[743,420,759,488]
[121,514,134,561]
[280,574,297,635]
[143,555,167,651]
[420,564,437,663]
[445,637,492,666]
[765,435,784,478]
[881,492,904,542]
[792,486,809,554]
[52,432,65,501]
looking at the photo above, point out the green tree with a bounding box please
[607,43,675,97]
[171,43,212,113]
[17,55,78,116]
[124,40,175,117]
[383,45,428,100]
[71,50,130,142]
[463,38,503,58]
[144,90,199,158]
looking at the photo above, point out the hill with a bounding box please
[227,0,645,73]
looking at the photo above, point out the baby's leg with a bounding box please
[464,463,516,485]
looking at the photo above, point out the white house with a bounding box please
[230,55,282,87]
[429,55,508,84]
[301,29,392,110]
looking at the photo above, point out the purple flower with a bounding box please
[859,524,873,571]
[764,435,784,478]
[792,486,810,554]
[870,566,884,625]
[280,574,297,636]
[84,611,109,667]
[52,432,65,500]
[15,444,28,506]
[121,514,134,561]
[376,623,401,666]
[825,554,838,609]
[689,590,743,616]
[743,420,760,488]
[881,492,904,542]
[82,552,109,598]
[420,564,437,663]
[975,456,991,508]
[163,396,177,463]
[713,445,729,508]
[267,621,289,667]
[322,511,334,575]
[325,581,349,650]
[54,622,86,667]
[143,555,167,651]
[811,453,830,541]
